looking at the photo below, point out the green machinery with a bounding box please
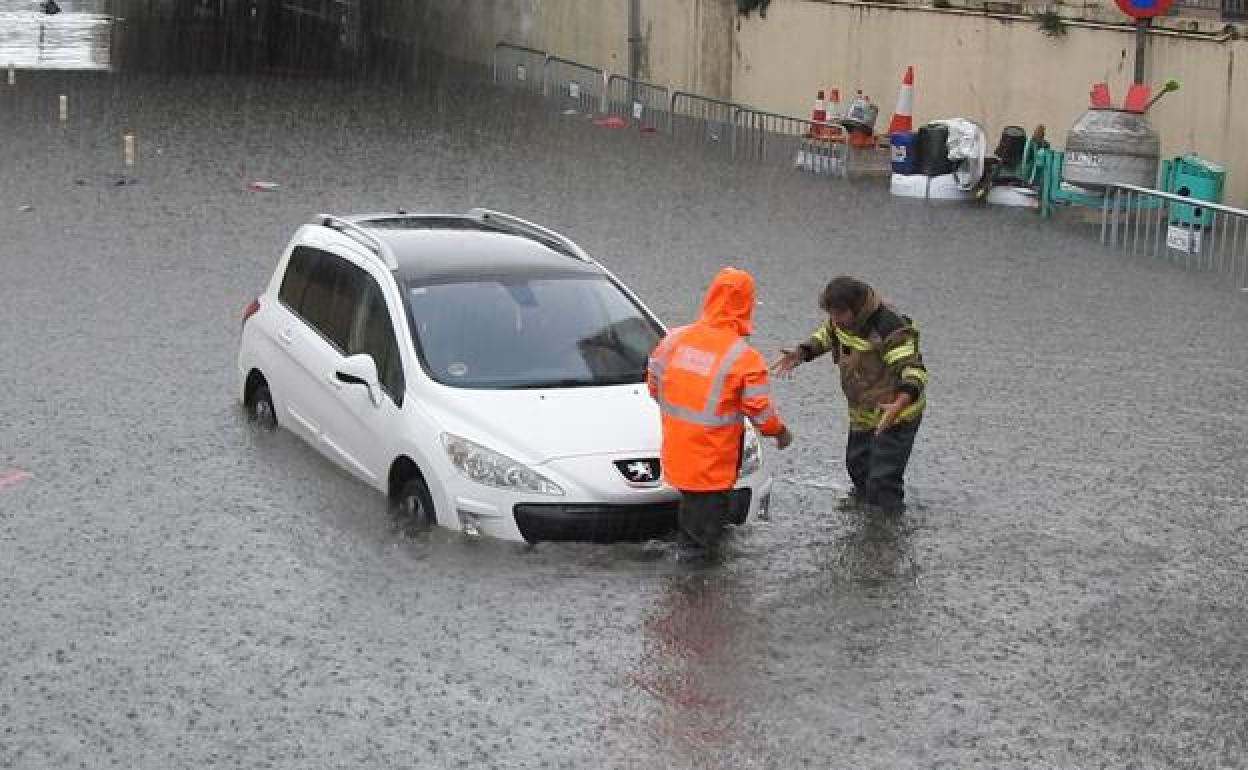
[986,79,1224,219]
[993,132,1223,221]
[1023,138,1171,219]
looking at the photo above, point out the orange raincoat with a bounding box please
[646,268,786,491]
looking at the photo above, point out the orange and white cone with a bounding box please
[816,87,845,142]
[826,87,842,121]
[886,66,915,135]
[804,89,828,139]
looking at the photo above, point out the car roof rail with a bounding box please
[466,208,594,263]
[315,214,399,270]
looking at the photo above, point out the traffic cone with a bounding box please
[817,87,846,142]
[826,88,842,121]
[805,89,827,138]
[886,66,915,135]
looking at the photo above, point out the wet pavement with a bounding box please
[2,63,1248,769]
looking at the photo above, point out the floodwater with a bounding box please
[2,47,1248,770]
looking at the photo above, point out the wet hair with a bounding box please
[818,276,870,313]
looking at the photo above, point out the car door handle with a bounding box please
[278,328,295,345]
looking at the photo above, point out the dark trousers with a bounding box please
[677,490,733,550]
[845,416,921,511]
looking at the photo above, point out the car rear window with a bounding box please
[278,245,318,311]
[279,245,407,404]
[296,251,366,351]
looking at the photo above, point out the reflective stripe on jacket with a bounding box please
[647,268,785,491]
[800,293,927,431]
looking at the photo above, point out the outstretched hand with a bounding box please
[770,349,802,378]
[775,426,794,450]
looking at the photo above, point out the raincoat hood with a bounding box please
[698,267,755,336]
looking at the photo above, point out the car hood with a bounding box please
[419,383,661,465]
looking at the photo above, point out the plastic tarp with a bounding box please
[929,118,987,191]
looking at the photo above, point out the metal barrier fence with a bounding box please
[1101,184,1248,288]
[492,43,889,181]
[845,143,895,176]
[733,109,849,178]
[670,91,740,157]
[605,75,670,131]
[544,56,605,115]
[492,42,547,95]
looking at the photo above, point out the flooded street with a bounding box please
[2,57,1248,769]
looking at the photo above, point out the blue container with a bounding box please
[890,131,919,175]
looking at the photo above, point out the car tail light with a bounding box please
[241,297,260,327]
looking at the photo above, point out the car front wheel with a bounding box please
[392,475,436,533]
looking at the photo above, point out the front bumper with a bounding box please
[513,488,754,543]
[440,459,775,544]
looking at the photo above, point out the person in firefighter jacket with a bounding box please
[647,267,794,550]
[771,275,926,511]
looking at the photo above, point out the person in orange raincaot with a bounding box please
[646,267,793,552]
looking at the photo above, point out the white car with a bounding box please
[237,209,774,542]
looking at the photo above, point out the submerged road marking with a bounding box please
[0,469,32,490]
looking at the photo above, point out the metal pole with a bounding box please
[628,0,641,104]
[1100,191,1110,244]
[1134,18,1150,84]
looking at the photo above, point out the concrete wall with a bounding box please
[638,0,737,99]
[384,0,629,78]
[395,0,736,99]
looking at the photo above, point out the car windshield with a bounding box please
[405,275,664,389]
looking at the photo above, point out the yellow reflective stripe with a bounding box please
[882,343,916,365]
[848,406,880,429]
[846,395,926,427]
[833,327,872,352]
[811,325,833,349]
[901,366,928,386]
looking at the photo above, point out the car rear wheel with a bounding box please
[247,381,278,431]
[393,475,436,533]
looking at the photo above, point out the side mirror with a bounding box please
[335,354,383,407]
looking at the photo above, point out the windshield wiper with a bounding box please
[512,375,641,389]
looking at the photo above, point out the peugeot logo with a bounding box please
[614,458,661,486]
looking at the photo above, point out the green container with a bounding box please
[1166,154,1225,228]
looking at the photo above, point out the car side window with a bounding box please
[278,245,319,312]
[299,250,366,351]
[348,278,405,405]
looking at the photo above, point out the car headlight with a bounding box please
[739,421,763,477]
[441,433,564,496]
